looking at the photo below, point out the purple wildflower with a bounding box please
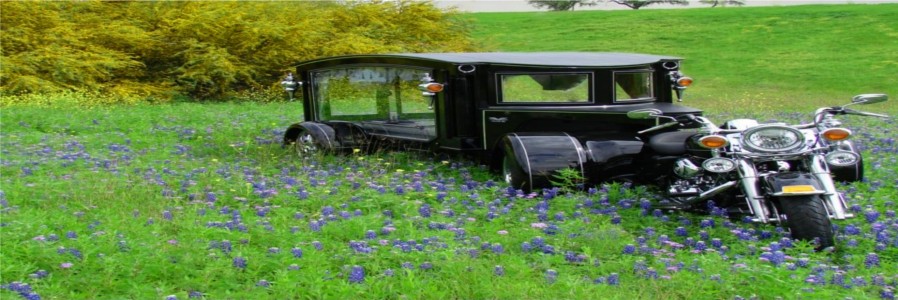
[607,273,620,285]
[494,265,505,276]
[233,257,247,269]
[256,280,270,288]
[865,253,880,268]
[348,265,365,284]
[545,269,558,284]
[312,241,323,250]
[420,262,433,270]
[291,247,303,258]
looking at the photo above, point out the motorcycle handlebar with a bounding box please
[637,121,680,135]
[845,109,890,118]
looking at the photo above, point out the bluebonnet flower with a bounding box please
[531,236,546,248]
[256,280,270,288]
[491,243,504,254]
[233,257,247,269]
[188,291,203,298]
[309,220,321,232]
[288,264,300,271]
[419,204,432,218]
[521,242,533,252]
[29,270,49,279]
[623,244,636,254]
[401,262,414,269]
[545,269,558,284]
[611,215,621,224]
[865,253,880,268]
[291,247,303,258]
[881,288,894,300]
[383,269,395,276]
[494,265,505,276]
[312,241,323,250]
[165,295,178,300]
[865,210,881,223]
[607,273,620,285]
[420,262,433,270]
[348,265,365,284]
[66,231,78,239]
[365,230,377,240]
[268,247,280,255]
[541,245,555,255]
[163,210,173,220]
[700,219,715,228]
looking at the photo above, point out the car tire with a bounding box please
[501,148,529,191]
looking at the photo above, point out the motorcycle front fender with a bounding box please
[763,172,826,197]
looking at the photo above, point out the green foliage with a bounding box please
[527,0,596,11]
[607,0,689,9]
[698,0,745,7]
[550,168,587,193]
[0,1,477,103]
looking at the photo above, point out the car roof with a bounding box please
[299,52,681,68]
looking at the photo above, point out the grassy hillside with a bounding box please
[469,4,898,113]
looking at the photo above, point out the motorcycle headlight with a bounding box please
[741,125,805,153]
[702,157,736,173]
[825,150,860,167]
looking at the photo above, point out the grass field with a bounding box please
[470,4,898,113]
[3,4,898,300]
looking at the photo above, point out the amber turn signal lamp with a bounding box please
[419,83,444,93]
[822,128,851,141]
[676,77,694,87]
[699,135,728,149]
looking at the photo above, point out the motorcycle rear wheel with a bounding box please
[777,195,835,251]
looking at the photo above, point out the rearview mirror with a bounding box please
[627,109,663,120]
[851,93,888,105]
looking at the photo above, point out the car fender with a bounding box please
[502,132,587,191]
[284,122,338,150]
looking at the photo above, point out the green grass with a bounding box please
[470,4,898,114]
[2,101,896,299]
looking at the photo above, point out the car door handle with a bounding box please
[488,117,508,123]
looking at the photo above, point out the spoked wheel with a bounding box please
[294,130,320,156]
[777,195,835,251]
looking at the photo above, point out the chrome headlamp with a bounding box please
[702,157,736,173]
[824,151,860,167]
[741,125,805,153]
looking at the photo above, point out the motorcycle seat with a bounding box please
[648,131,696,155]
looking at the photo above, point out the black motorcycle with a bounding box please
[622,94,889,250]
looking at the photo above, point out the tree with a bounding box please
[527,0,596,11]
[699,0,745,7]
[607,0,688,10]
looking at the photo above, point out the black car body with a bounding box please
[283,52,702,190]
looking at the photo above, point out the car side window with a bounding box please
[311,66,433,120]
[499,73,591,103]
[614,71,654,102]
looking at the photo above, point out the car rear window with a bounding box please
[614,71,654,102]
[498,73,591,103]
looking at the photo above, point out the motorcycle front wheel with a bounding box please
[777,195,835,251]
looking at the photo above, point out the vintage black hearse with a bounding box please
[282,52,701,190]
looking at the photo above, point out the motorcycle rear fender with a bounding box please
[763,172,825,197]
